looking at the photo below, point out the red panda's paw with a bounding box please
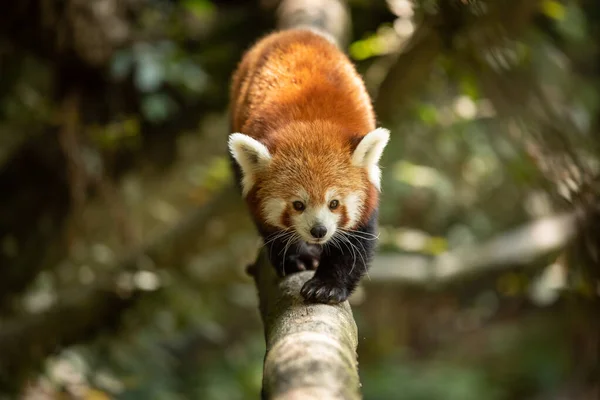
[300,277,349,304]
[281,242,321,275]
[282,253,319,275]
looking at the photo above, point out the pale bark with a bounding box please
[369,212,577,285]
[249,250,361,400]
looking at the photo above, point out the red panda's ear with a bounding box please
[351,128,390,191]
[228,133,272,196]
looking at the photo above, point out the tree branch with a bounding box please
[369,212,577,285]
[273,0,352,48]
[250,250,361,400]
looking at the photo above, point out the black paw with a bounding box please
[282,253,319,275]
[300,277,349,304]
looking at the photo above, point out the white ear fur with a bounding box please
[228,133,272,197]
[351,128,390,191]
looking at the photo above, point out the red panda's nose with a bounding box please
[310,225,327,239]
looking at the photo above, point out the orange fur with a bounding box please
[229,29,379,229]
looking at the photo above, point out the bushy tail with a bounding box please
[274,0,351,49]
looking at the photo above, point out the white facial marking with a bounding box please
[344,191,364,228]
[228,133,272,197]
[351,127,390,191]
[296,189,310,203]
[262,198,287,229]
[294,205,339,244]
[291,189,340,244]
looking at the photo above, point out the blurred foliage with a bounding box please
[0,0,599,398]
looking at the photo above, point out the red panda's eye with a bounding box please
[329,200,339,210]
[292,201,305,211]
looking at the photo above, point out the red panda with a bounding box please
[228,28,389,304]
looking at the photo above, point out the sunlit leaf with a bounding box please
[417,104,438,125]
[425,236,448,255]
[556,2,587,41]
[84,389,111,400]
[182,0,215,18]
[541,0,565,20]
[349,27,398,61]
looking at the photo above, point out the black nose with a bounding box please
[310,225,327,239]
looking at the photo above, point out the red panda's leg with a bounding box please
[282,242,321,273]
[300,212,378,304]
[265,236,322,276]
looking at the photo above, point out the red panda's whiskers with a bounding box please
[350,237,371,281]
[334,236,344,253]
[265,229,294,266]
[280,231,301,277]
[329,235,344,254]
[277,232,300,256]
[263,228,293,248]
[334,232,357,275]
[339,230,376,279]
[340,228,379,241]
[339,231,367,277]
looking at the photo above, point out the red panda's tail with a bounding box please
[273,0,351,49]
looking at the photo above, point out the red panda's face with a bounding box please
[229,123,389,244]
[259,183,366,245]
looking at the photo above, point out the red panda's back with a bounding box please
[230,29,375,146]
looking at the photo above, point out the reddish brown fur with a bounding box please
[230,29,379,229]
